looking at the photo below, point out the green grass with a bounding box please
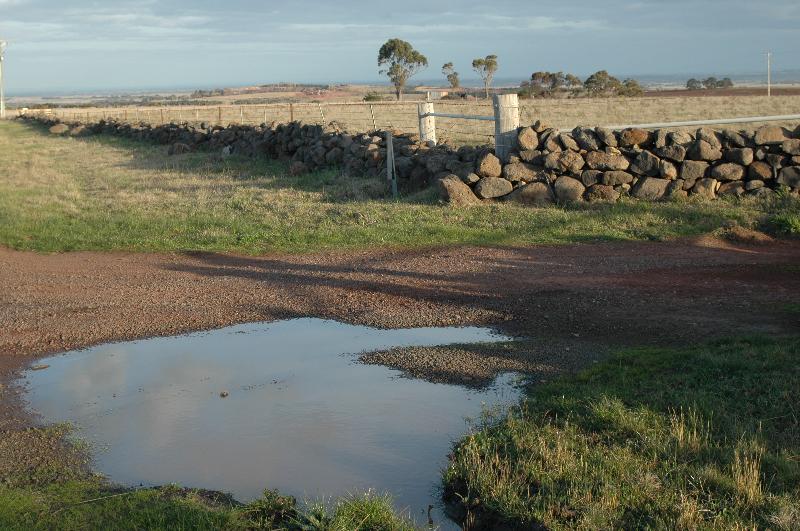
[1,120,796,254]
[443,337,800,529]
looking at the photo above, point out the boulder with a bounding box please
[438,174,481,206]
[718,181,745,197]
[766,154,787,169]
[544,151,584,174]
[630,150,662,176]
[619,128,651,148]
[696,128,722,149]
[507,181,555,207]
[751,187,775,199]
[584,184,620,202]
[630,177,671,200]
[710,163,745,181]
[782,139,800,156]
[669,130,694,146]
[572,127,601,151]
[69,125,88,137]
[720,129,748,148]
[594,127,617,147]
[476,152,502,178]
[519,149,543,164]
[745,180,764,191]
[654,145,686,162]
[585,150,630,171]
[558,133,580,152]
[748,161,773,181]
[503,162,540,183]
[692,178,718,199]
[602,171,634,186]
[554,176,585,202]
[289,161,309,176]
[49,123,70,135]
[660,160,678,179]
[777,166,800,189]
[687,140,722,162]
[666,179,686,198]
[517,127,539,151]
[680,161,709,186]
[463,172,481,185]
[754,125,787,145]
[474,177,513,199]
[581,170,602,187]
[724,148,754,166]
[654,129,669,149]
[542,130,563,152]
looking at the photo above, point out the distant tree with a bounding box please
[378,39,428,101]
[565,73,583,89]
[619,78,644,97]
[472,55,499,99]
[442,62,460,89]
[584,70,623,97]
[702,77,719,90]
[717,77,734,88]
[686,78,703,91]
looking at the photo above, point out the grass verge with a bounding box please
[443,337,800,530]
[2,120,797,254]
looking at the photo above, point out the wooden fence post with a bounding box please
[218,106,222,125]
[318,103,325,124]
[386,131,398,198]
[418,102,436,145]
[240,106,244,124]
[369,104,377,131]
[289,103,294,123]
[493,93,519,162]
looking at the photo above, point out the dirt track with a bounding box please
[2,236,800,429]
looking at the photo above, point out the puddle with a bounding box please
[21,318,522,528]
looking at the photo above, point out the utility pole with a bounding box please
[766,51,772,97]
[0,40,7,119]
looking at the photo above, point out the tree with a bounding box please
[619,78,644,97]
[442,62,460,89]
[702,77,719,90]
[472,55,498,99]
[565,74,583,90]
[686,78,703,91]
[583,70,623,97]
[377,39,428,101]
[717,77,734,88]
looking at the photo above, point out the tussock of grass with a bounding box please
[443,337,800,529]
[2,121,797,254]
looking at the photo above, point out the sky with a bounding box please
[1,0,799,94]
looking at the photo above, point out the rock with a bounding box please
[720,129,748,148]
[507,181,554,206]
[168,143,191,155]
[474,177,513,199]
[692,178,718,199]
[558,132,580,151]
[745,180,765,191]
[519,149,543,164]
[594,127,617,147]
[554,176,585,202]
[602,171,634,186]
[463,172,481,185]
[542,130,562,152]
[584,184,619,202]
[438,174,481,206]
[696,128,722,149]
[669,130,694,146]
[476,152,502,178]
[585,150,630,171]
[660,160,678,179]
[619,128,651,148]
[766,154,787,168]
[572,127,601,151]
[222,145,233,157]
[630,177,671,200]
[581,170,602,187]
[754,125,787,145]
[751,187,775,199]
[680,161,709,187]
[666,179,686,197]
[69,125,87,137]
[325,147,343,164]
[654,145,686,162]
[630,150,662,176]
[654,129,669,149]
[777,166,800,188]
[710,163,745,181]
[544,151,584,174]
[687,140,722,161]
[793,156,800,165]
[503,162,540,183]
[782,139,800,156]
[49,123,70,135]
[748,161,773,181]
[724,148,754,166]
[289,161,309,176]
[517,127,539,151]
[718,181,745,197]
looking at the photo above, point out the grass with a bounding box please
[1,120,797,255]
[443,336,800,530]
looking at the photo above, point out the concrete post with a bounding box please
[493,94,520,162]
[418,102,436,145]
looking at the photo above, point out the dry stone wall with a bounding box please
[24,115,800,205]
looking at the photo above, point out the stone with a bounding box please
[49,123,69,135]
[463,172,481,185]
[654,129,669,149]
[581,170,602,187]
[687,140,722,161]
[766,154,787,168]
[594,127,617,147]
[660,160,678,179]
[692,178,718,199]
[751,187,775,199]
[438,174,481,206]
[572,127,601,151]
[680,161,709,187]
[782,139,800,156]
[517,127,539,151]
[654,145,686,162]
[554,176,585,202]
[669,130,694,146]
[754,125,787,145]
[748,161,773,181]
[168,142,191,155]
[289,161,309,176]
[69,125,87,137]
[794,156,800,165]
[619,128,651,148]
[745,180,765,191]
[503,162,540,183]
[602,171,634,186]
[544,151,584,174]
[630,177,671,200]
[585,150,630,171]
[710,163,745,181]
[666,179,686,197]
[718,181,745,197]
[778,166,800,188]
[476,152,502,178]
[558,133,580,151]
[542,130,562,152]
[720,129,748,148]
[724,148,754,166]
[696,128,722,149]
[584,184,620,202]
[519,149,543,164]
[474,177,513,199]
[507,181,554,207]
[630,150,662,176]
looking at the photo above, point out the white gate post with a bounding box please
[493,94,520,162]
[418,102,436,145]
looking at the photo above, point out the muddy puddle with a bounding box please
[21,318,522,528]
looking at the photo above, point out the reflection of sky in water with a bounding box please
[22,319,521,527]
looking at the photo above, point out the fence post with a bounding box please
[289,103,294,123]
[218,106,222,125]
[369,104,377,131]
[493,93,519,162]
[318,103,325,125]
[386,131,398,198]
[240,106,244,124]
[418,102,436,145]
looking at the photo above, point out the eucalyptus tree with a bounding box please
[472,55,498,99]
[378,39,428,101]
